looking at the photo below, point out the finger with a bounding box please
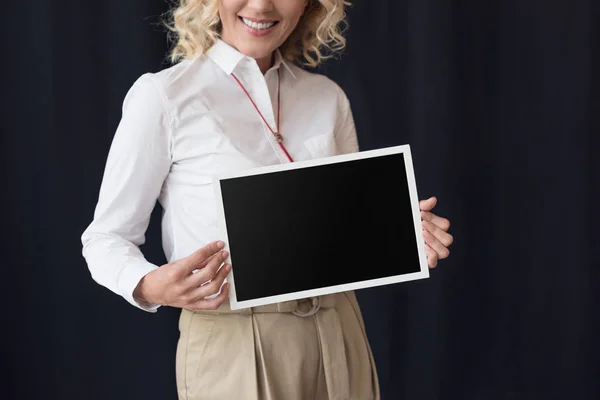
[190,251,221,272]
[422,228,450,260]
[424,244,438,268]
[420,210,451,231]
[179,240,225,272]
[419,196,437,212]
[186,249,229,286]
[188,263,231,301]
[422,220,454,247]
[191,283,230,311]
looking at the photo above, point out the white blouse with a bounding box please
[81,39,359,312]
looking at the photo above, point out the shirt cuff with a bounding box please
[116,259,161,313]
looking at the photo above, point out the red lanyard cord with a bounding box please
[231,69,294,163]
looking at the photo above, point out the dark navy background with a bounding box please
[3,0,599,399]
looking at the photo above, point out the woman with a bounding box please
[81,0,454,399]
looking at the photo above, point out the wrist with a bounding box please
[133,274,153,305]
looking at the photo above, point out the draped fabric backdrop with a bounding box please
[2,1,598,399]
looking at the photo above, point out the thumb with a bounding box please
[419,196,437,211]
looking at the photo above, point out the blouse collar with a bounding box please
[206,39,296,79]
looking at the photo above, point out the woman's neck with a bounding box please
[256,52,274,75]
[220,38,275,75]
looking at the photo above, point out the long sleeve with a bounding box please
[81,73,172,312]
[334,87,360,155]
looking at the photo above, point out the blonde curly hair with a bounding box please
[163,0,351,67]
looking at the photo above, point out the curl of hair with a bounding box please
[163,0,351,67]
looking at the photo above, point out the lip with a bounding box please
[239,16,279,37]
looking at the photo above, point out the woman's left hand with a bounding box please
[420,196,453,268]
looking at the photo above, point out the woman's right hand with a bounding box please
[133,240,231,311]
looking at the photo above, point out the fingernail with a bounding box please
[226,264,231,272]
[222,251,229,258]
[217,241,225,248]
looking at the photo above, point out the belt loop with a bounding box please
[292,296,321,317]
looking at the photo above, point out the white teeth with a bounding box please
[241,17,276,30]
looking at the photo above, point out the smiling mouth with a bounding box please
[239,16,279,31]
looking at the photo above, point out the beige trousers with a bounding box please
[175,291,380,400]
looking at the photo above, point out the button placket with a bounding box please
[246,63,290,164]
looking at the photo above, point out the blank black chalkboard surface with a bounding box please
[212,145,429,310]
